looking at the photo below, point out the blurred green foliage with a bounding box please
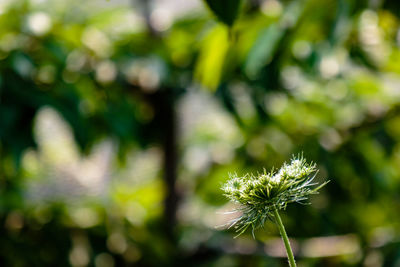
[1,0,400,266]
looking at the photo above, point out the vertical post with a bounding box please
[162,90,179,239]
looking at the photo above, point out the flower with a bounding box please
[222,155,328,236]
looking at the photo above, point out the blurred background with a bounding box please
[1,0,400,266]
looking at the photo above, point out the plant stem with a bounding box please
[273,208,296,267]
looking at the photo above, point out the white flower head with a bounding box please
[222,155,328,236]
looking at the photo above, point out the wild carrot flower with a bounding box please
[222,155,327,236]
[222,155,328,267]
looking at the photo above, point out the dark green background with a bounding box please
[1,0,400,266]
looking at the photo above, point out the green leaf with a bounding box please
[195,25,230,90]
[203,0,242,26]
[244,23,284,79]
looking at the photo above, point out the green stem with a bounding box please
[273,208,296,267]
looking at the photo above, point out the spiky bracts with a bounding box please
[222,155,328,236]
